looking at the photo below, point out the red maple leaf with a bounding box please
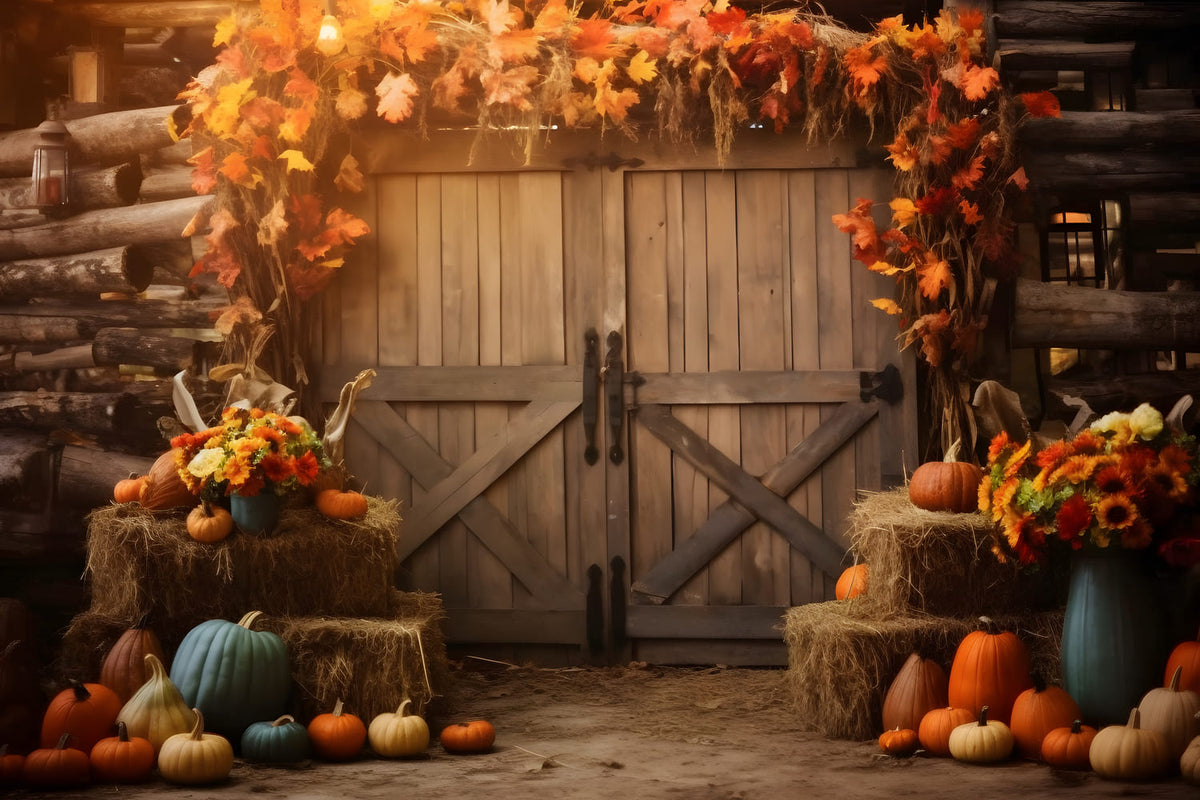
[832,198,885,266]
[908,310,951,367]
[951,155,986,190]
[706,7,746,35]
[943,117,980,150]
[187,146,218,195]
[1020,91,1061,118]
[914,186,957,216]
[572,19,624,60]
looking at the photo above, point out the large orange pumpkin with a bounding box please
[882,652,949,733]
[835,564,868,600]
[947,617,1033,725]
[1009,674,1082,760]
[908,439,984,513]
[40,681,122,754]
[1165,626,1200,695]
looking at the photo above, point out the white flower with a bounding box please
[187,447,225,478]
[1129,403,1163,440]
[1090,410,1128,435]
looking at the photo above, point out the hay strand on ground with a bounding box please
[782,602,1063,741]
[847,488,1050,616]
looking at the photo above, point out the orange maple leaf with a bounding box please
[916,252,953,300]
[187,146,218,195]
[943,117,980,150]
[908,310,951,367]
[404,26,441,64]
[845,43,888,99]
[432,59,472,110]
[219,152,255,186]
[493,29,541,62]
[534,0,571,34]
[375,71,419,122]
[481,65,539,110]
[1020,90,1061,118]
[335,154,364,194]
[322,208,371,246]
[648,0,706,30]
[959,63,999,101]
[213,296,262,337]
[632,27,672,58]
[885,131,918,171]
[707,7,746,35]
[284,67,319,104]
[956,7,984,39]
[278,105,313,143]
[951,154,986,190]
[832,199,884,266]
[572,19,625,60]
[958,199,983,225]
[914,186,957,216]
[1007,166,1030,191]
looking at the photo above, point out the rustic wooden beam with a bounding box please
[0,195,209,261]
[92,327,200,373]
[0,390,139,436]
[997,39,1135,71]
[57,444,155,508]
[1012,278,1200,350]
[48,2,245,28]
[994,2,1200,38]
[626,370,865,404]
[1021,150,1200,192]
[0,344,95,374]
[1019,112,1200,148]
[317,364,579,402]
[0,297,222,344]
[625,605,787,639]
[0,429,49,502]
[0,106,191,178]
[0,246,153,300]
[139,165,194,202]
[1127,193,1200,231]
[1135,89,1198,112]
[0,161,142,211]
[1046,370,1200,417]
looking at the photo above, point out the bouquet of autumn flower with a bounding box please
[171,406,329,498]
[979,402,1200,569]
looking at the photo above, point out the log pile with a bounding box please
[0,101,223,547]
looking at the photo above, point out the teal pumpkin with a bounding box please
[241,715,311,763]
[168,611,290,742]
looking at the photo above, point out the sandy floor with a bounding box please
[11,661,1199,799]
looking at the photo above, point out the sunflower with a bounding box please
[1095,492,1139,531]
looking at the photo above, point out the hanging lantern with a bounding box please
[316,0,345,56]
[31,119,69,209]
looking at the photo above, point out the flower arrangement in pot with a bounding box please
[171,406,330,533]
[979,401,1200,725]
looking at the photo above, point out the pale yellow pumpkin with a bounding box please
[947,705,1014,763]
[1182,732,1200,785]
[368,698,429,757]
[116,653,193,756]
[1137,665,1200,761]
[1089,707,1169,781]
[158,708,234,785]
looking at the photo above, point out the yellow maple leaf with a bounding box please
[626,50,658,85]
[889,197,918,228]
[871,297,904,315]
[868,260,902,276]
[278,149,316,172]
[206,78,256,139]
[318,257,346,269]
[278,105,313,143]
[917,253,953,300]
[212,15,238,48]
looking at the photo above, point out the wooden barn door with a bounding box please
[321,139,915,665]
[619,168,914,665]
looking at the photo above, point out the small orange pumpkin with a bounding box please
[1009,673,1082,760]
[908,439,984,513]
[439,720,495,754]
[113,474,146,504]
[1041,719,1096,770]
[308,699,367,761]
[316,488,369,520]
[0,745,25,786]
[878,727,919,757]
[918,706,974,757]
[139,449,196,511]
[186,499,234,544]
[22,732,90,789]
[89,721,155,783]
[835,564,867,600]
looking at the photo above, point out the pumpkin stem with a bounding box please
[238,610,265,629]
[144,652,165,677]
[117,721,130,742]
[977,705,990,726]
[55,732,72,750]
[1031,672,1047,693]
[1070,719,1082,734]
[201,496,213,517]
[273,715,295,727]
[1127,707,1140,729]
[70,680,92,703]
[397,698,413,716]
[190,708,205,739]
[332,699,345,717]
[944,438,963,463]
[1169,664,1183,692]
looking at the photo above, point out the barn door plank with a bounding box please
[400,398,579,558]
[634,403,848,579]
[631,398,879,601]
[352,399,584,606]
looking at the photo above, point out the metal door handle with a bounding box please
[604,330,624,464]
[583,328,600,465]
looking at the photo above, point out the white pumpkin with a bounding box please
[368,699,429,757]
[1138,665,1200,761]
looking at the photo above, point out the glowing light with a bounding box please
[316,12,344,56]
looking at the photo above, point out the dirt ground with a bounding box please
[14,661,1199,799]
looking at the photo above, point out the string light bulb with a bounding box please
[316,0,345,56]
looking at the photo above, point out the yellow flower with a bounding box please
[1129,403,1163,441]
[1095,493,1138,531]
[187,447,225,478]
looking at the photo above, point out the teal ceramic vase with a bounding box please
[229,490,281,535]
[1060,550,1167,726]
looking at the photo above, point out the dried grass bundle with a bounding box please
[782,602,1063,740]
[847,488,1051,616]
[81,497,401,643]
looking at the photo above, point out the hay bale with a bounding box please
[56,590,449,724]
[782,602,1063,741]
[848,488,1052,616]
[260,590,450,722]
[81,496,400,646]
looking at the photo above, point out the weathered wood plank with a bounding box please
[1022,150,1200,192]
[0,246,149,300]
[997,39,1135,71]
[1019,112,1200,148]
[92,327,198,372]
[1012,278,1200,349]
[625,605,786,639]
[0,391,136,435]
[1127,193,1200,231]
[351,399,584,608]
[994,1,1200,37]
[631,399,878,603]
[49,2,243,28]
[0,162,141,211]
[628,369,865,404]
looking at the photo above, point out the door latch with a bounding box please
[583,328,600,465]
[604,330,624,464]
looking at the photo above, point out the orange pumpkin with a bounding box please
[878,727,919,757]
[89,721,155,783]
[138,449,196,511]
[882,652,949,733]
[22,732,90,789]
[1009,674,1082,760]
[439,720,495,754]
[917,706,974,757]
[1165,626,1200,695]
[0,745,24,786]
[1040,719,1096,770]
[316,488,369,520]
[112,474,146,504]
[99,619,165,704]
[40,681,122,754]
[835,564,867,600]
[947,617,1032,725]
[908,439,983,513]
[186,500,234,544]
[308,699,367,761]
